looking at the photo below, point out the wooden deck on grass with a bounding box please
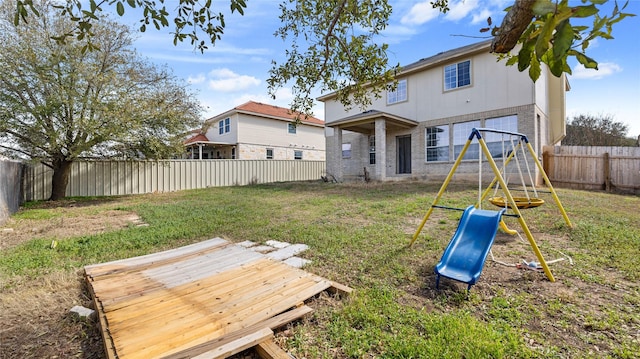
[84,237,351,359]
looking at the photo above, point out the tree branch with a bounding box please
[491,0,536,53]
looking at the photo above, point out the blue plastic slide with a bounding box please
[435,205,506,290]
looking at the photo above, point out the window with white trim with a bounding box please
[453,120,480,160]
[426,125,449,162]
[288,123,297,134]
[219,118,230,134]
[342,143,351,159]
[368,136,376,165]
[266,148,274,159]
[387,79,407,104]
[485,115,518,158]
[294,150,303,160]
[444,60,471,91]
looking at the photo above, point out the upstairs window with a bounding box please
[288,123,297,134]
[219,118,230,134]
[387,79,407,104]
[444,60,471,91]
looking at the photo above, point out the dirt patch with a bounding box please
[0,271,104,359]
[0,209,145,250]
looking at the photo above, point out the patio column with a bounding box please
[334,127,343,181]
[198,144,203,160]
[375,119,386,181]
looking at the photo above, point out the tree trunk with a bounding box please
[49,158,73,201]
[491,0,536,54]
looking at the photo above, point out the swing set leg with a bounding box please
[499,220,518,235]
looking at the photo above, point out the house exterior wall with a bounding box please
[324,51,535,123]
[234,114,326,160]
[323,44,565,183]
[237,114,325,150]
[326,105,539,182]
[200,109,326,161]
[205,113,239,145]
[238,143,325,160]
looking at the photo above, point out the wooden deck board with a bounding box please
[85,238,350,359]
[113,272,328,357]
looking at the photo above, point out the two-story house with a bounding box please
[185,101,325,161]
[319,40,568,182]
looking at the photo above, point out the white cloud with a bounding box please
[206,68,261,91]
[187,74,206,85]
[571,62,622,80]
[401,1,441,25]
[271,87,294,102]
[471,9,493,25]
[445,0,480,21]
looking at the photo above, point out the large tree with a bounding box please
[0,1,202,200]
[563,114,635,146]
[13,0,634,116]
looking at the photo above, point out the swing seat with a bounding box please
[489,196,544,209]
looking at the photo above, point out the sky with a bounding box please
[119,0,640,138]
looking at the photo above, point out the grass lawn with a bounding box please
[1,181,638,358]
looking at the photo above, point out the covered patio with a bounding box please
[327,110,418,181]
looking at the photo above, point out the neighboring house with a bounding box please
[319,40,568,182]
[184,101,325,161]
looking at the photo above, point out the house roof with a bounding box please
[318,40,493,102]
[326,110,418,134]
[208,101,324,127]
[398,39,492,76]
[184,133,210,145]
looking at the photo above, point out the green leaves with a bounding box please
[12,0,247,54]
[504,0,634,82]
[0,4,202,168]
[116,2,125,16]
[269,0,398,117]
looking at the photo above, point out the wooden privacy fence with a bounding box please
[543,146,640,194]
[23,159,326,201]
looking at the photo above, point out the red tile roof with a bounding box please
[184,133,209,145]
[234,101,324,126]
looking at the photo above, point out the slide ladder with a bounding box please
[435,206,506,290]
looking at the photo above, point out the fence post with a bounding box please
[603,152,611,192]
[542,149,552,185]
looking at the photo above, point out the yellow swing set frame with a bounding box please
[409,128,573,282]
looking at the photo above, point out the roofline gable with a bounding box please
[318,40,492,102]
[204,101,324,127]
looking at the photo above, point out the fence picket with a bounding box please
[543,146,640,194]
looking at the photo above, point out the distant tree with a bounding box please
[563,114,632,146]
[12,0,635,116]
[0,1,202,200]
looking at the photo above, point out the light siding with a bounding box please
[324,51,536,125]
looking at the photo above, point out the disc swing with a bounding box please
[487,133,544,210]
[409,128,573,290]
